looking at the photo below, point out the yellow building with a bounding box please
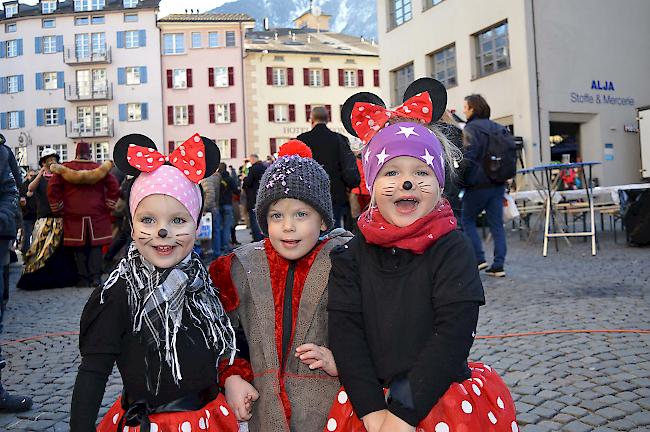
[243,11,381,158]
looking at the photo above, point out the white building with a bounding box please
[376,0,650,186]
[0,0,163,167]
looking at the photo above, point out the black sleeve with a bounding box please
[338,135,361,190]
[327,245,386,418]
[70,353,115,432]
[79,282,128,357]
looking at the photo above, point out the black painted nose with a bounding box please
[158,229,168,238]
[402,181,413,190]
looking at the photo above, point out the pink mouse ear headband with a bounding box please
[113,133,221,224]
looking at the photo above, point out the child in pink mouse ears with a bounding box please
[70,133,238,432]
[325,79,518,432]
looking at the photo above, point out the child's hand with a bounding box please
[362,410,388,432]
[224,375,259,421]
[378,411,415,432]
[295,343,338,376]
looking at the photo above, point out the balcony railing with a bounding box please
[63,46,112,65]
[66,119,114,138]
[65,82,113,101]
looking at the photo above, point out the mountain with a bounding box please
[210,0,377,38]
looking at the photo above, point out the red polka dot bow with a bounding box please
[351,92,433,143]
[126,133,206,183]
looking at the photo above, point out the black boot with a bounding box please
[0,389,33,413]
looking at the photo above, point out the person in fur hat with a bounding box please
[209,140,353,432]
[47,141,119,287]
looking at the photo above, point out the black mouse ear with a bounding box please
[113,134,157,176]
[200,136,221,179]
[403,77,447,124]
[341,92,386,137]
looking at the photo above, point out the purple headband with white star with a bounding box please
[361,122,445,192]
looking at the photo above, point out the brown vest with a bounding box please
[232,230,352,432]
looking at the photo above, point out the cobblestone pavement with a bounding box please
[0,228,648,431]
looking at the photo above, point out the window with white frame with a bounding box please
[8,111,20,129]
[225,31,235,47]
[272,68,287,86]
[274,105,289,123]
[389,0,411,28]
[216,139,230,158]
[43,72,58,90]
[309,69,323,87]
[42,0,57,13]
[126,67,141,85]
[343,69,357,87]
[53,143,68,161]
[423,0,443,9]
[45,108,58,126]
[173,69,187,89]
[127,103,142,121]
[430,44,457,88]
[163,33,184,54]
[123,0,138,8]
[124,13,138,22]
[125,30,139,48]
[43,35,57,54]
[7,76,19,93]
[214,67,228,87]
[93,142,109,162]
[6,40,19,57]
[174,106,188,125]
[5,23,16,33]
[74,0,90,11]
[215,104,230,123]
[191,32,201,48]
[208,32,218,48]
[75,17,89,25]
[91,0,105,10]
[42,19,56,28]
[5,4,18,18]
[392,63,414,105]
[475,21,510,77]
[92,16,105,24]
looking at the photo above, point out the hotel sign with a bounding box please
[570,80,635,106]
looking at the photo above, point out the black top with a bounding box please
[461,117,507,188]
[19,179,37,220]
[328,230,485,426]
[219,171,240,206]
[35,177,52,219]
[242,161,267,210]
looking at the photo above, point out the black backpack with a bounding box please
[480,126,517,183]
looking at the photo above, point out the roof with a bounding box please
[1,0,160,21]
[245,28,378,57]
[293,9,332,21]
[158,13,255,23]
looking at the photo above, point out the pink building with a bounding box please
[158,13,254,164]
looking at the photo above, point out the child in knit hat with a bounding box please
[209,140,353,432]
[325,80,517,432]
[70,133,238,432]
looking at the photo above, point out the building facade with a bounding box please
[244,12,381,159]
[377,0,650,186]
[0,0,163,167]
[158,13,254,162]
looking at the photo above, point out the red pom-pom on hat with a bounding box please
[278,139,312,158]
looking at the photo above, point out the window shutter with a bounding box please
[35,73,43,90]
[268,104,275,122]
[138,30,146,47]
[168,141,175,153]
[186,68,193,87]
[270,138,277,154]
[36,109,45,126]
[230,138,237,159]
[208,68,214,87]
[338,69,344,86]
[289,104,295,122]
[266,67,272,85]
[57,107,65,124]
[188,105,194,124]
[117,68,126,85]
[229,103,236,122]
[56,35,64,52]
[305,104,311,122]
[373,69,380,87]
[209,104,215,123]
[141,103,148,120]
[324,69,330,86]
[17,39,23,56]
[287,68,294,86]
[303,68,309,86]
[0,77,6,94]
[325,104,332,122]
[119,104,127,121]
[0,42,5,58]
[166,69,173,88]
[17,75,23,92]
[140,67,147,83]
[57,72,64,89]
[18,111,25,127]
[35,36,42,54]
[117,31,125,49]
[167,106,173,125]
[0,113,6,130]
[357,69,364,87]
[228,67,234,86]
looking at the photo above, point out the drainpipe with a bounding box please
[531,0,543,163]
[240,21,249,159]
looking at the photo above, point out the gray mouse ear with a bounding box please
[113,134,157,176]
[403,77,447,123]
[341,92,386,137]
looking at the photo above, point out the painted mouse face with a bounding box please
[132,194,196,268]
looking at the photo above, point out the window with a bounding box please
[343,69,357,87]
[174,106,188,125]
[214,67,228,87]
[6,39,19,57]
[163,33,184,54]
[272,68,287,86]
[125,30,139,48]
[38,144,67,161]
[45,108,58,126]
[93,142,109,162]
[43,35,57,54]
[123,0,138,8]
[92,16,105,25]
[7,76,19,93]
[274,105,289,123]
[8,111,20,129]
[126,67,141,85]
[309,69,323,87]
[225,31,235,47]
[5,4,18,18]
[389,0,411,28]
[173,69,187,89]
[124,13,138,22]
[191,32,201,48]
[42,0,57,14]
[215,104,230,123]
[423,0,443,9]
[216,139,230,157]
[392,63,414,104]
[74,0,89,11]
[5,23,16,33]
[430,44,457,88]
[91,0,105,10]
[42,19,56,28]
[127,103,141,121]
[75,17,89,26]
[476,22,510,77]
[43,72,58,90]
[208,32,218,48]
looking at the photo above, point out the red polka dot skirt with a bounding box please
[97,393,239,432]
[323,362,518,432]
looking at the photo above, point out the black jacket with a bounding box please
[298,123,360,206]
[327,230,484,426]
[219,171,240,207]
[0,146,18,239]
[242,161,267,210]
[461,117,506,188]
[20,179,37,220]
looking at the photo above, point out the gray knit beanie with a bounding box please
[255,155,334,236]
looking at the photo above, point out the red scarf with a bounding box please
[358,200,457,254]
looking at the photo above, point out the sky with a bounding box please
[1,1,231,16]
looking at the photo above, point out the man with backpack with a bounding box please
[460,94,517,277]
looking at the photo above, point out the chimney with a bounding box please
[263,17,269,31]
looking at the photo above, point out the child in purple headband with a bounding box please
[325,79,517,432]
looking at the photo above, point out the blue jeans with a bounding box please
[461,185,507,268]
[248,208,264,242]
[220,205,234,252]
[211,209,221,257]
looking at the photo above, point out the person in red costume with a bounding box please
[210,140,353,432]
[47,141,120,287]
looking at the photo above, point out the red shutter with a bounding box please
[187,68,193,88]
[209,104,215,123]
[168,141,175,153]
[228,67,234,86]
[287,68,294,85]
[188,105,194,124]
[266,67,273,85]
[325,105,332,122]
[338,69,344,86]
[230,138,237,159]
[373,69,380,87]
[167,106,173,125]
[166,69,173,88]
[324,69,330,86]
[268,104,275,122]
[305,104,311,122]
[208,68,215,87]
[270,138,277,154]
[229,103,236,122]
[289,104,295,122]
[357,69,364,87]
[303,68,309,86]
